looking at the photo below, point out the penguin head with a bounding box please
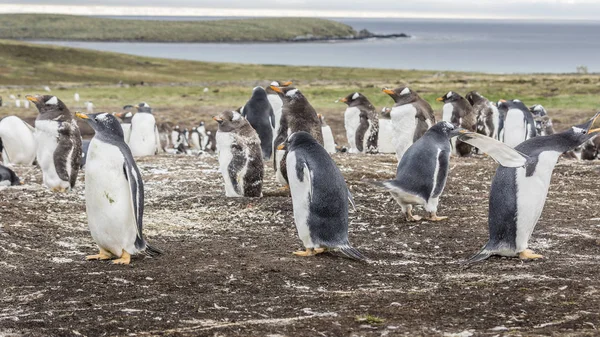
[251,86,267,99]
[213,110,247,132]
[431,121,463,138]
[338,92,366,106]
[465,91,483,106]
[269,86,304,103]
[529,104,547,117]
[317,113,327,126]
[76,112,125,141]
[277,131,315,152]
[136,102,152,113]
[26,95,70,120]
[122,104,135,111]
[199,121,205,126]
[561,112,600,146]
[382,87,413,103]
[270,80,292,88]
[436,91,460,103]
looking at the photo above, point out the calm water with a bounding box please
[31,17,600,74]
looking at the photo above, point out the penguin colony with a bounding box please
[2,84,600,266]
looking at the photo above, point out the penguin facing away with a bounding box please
[497,99,537,147]
[214,110,264,197]
[129,102,160,157]
[113,111,134,144]
[0,116,37,165]
[241,86,276,160]
[27,95,82,192]
[466,91,500,140]
[266,80,292,137]
[278,131,365,260]
[377,107,395,154]
[0,164,22,186]
[339,92,379,153]
[318,114,336,154]
[464,112,600,263]
[437,91,477,156]
[375,122,527,222]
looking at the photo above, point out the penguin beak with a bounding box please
[114,112,125,118]
[338,97,347,103]
[282,81,293,86]
[25,95,38,103]
[213,116,223,124]
[450,127,469,137]
[585,112,600,134]
[382,89,395,95]
[277,143,287,151]
[317,114,322,118]
[436,97,444,102]
[270,85,283,93]
[499,99,507,103]
[75,112,89,119]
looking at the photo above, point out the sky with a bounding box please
[0,0,598,20]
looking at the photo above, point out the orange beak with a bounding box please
[270,85,283,93]
[75,112,89,119]
[277,144,286,150]
[436,97,444,102]
[499,99,507,103]
[382,89,395,95]
[339,97,348,103]
[213,116,223,122]
[281,81,292,86]
[25,95,38,103]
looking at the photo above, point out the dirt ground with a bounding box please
[2,112,600,336]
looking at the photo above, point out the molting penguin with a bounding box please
[157,122,173,152]
[241,86,276,160]
[173,127,190,154]
[266,80,292,137]
[318,114,336,154]
[27,95,82,192]
[129,102,160,156]
[76,112,161,265]
[529,104,555,136]
[113,110,134,144]
[464,113,600,263]
[0,164,22,186]
[466,91,500,140]
[377,107,395,153]
[339,92,379,153]
[375,122,526,222]
[497,99,537,147]
[214,110,264,197]
[383,87,435,162]
[437,91,477,156]
[278,131,365,260]
[0,116,37,165]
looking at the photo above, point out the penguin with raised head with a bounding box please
[0,164,21,186]
[129,102,160,156]
[464,113,600,263]
[437,91,477,156]
[0,116,37,165]
[338,92,379,153]
[278,131,365,260]
[214,110,264,197]
[27,95,82,192]
[377,107,395,153]
[375,122,527,222]
[76,112,161,265]
[383,87,436,162]
[466,91,500,140]
[271,86,323,186]
[241,86,276,160]
[318,114,336,154]
[497,99,537,147]
[266,80,292,135]
[113,109,134,144]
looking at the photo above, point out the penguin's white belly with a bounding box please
[216,131,241,197]
[514,151,561,253]
[200,129,209,150]
[268,94,283,135]
[0,116,36,165]
[321,125,336,154]
[275,149,287,185]
[121,123,131,144]
[85,139,138,257]
[377,119,395,153]
[390,104,417,161]
[170,131,179,147]
[286,151,314,249]
[503,109,527,148]
[344,107,361,153]
[442,104,453,123]
[191,133,201,150]
[35,120,70,190]
[129,114,157,157]
[490,105,500,140]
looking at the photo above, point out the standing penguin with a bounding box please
[377,107,395,153]
[241,86,276,160]
[271,86,323,186]
[497,99,537,147]
[129,102,160,156]
[279,131,364,260]
[437,91,477,156]
[76,112,161,265]
[0,116,37,165]
[375,122,527,222]
[529,104,555,136]
[0,164,21,186]
[464,113,600,263]
[171,125,181,148]
[466,91,500,140]
[113,110,134,144]
[318,114,336,154]
[27,95,82,192]
[197,121,210,150]
[214,110,264,197]
[339,92,379,153]
[266,80,292,136]
[382,87,436,162]
[189,127,201,152]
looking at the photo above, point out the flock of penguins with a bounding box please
[1,80,600,265]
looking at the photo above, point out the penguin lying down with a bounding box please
[0,164,22,186]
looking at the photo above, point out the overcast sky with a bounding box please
[1,1,598,20]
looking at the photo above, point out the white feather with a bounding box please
[344,107,361,153]
[390,104,417,162]
[287,151,314,249]
[46,96,58,105]
[400,88,410,95]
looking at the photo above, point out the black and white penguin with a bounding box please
[271,86,323,186]
[241,86,276,160]
[197,121,209,150]
[437,91,477,156]
[318,114,336,154]
[27,95,82,192]
[339,92,379,154]
[466,91,500,140]
[497,99,537,147]
[375,122,527,222]
[214,110,264,197]
[266,80,292,136]
[278,131,365,260]
[0,115,36,165]
[173,127,190,154]
[189,127,202,152]
[377,107,395,153]
[76,112,161,265]
[114,108,135,144]
[0,164,21,186]
[464,113,600,263]
[171,125,180,149]
[204,130,217,152]
[80,139,91,169]
[383,87,436,162]
[157,122,173,152]
[129,102,160,156]
[529,104,555,136]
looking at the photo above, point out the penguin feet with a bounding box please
[405,210,422,222]
[519,249,543,260]
[112,250,131,265]
[426,212,448,222]
[293,248,327,257]
[51,187,67,193]
[86,249,112,261]
[279,185,290,192]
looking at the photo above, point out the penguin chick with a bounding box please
[338,92,379,154]
[437,91,477,157]
[466,91,500,140]
[0,164,22,186]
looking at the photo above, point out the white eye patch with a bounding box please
[444,121,454,129]
[446,91,453,98]
[513,99,521,103]
[232,112,242,121]
[46,96,58,105]
[286,89,298,97]
[125,112,133,118]
[270,81,279,87]
[400,88,410,95]
[352,92,360,100]
[572,126,585,134]
[96,113,109,121]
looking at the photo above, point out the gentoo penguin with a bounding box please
[464,113,600,263]
[214,110,264,197]
[27,95,82,192]
[129,102,160,156]
[339,92,379,153]
[171,125,180,148]
[204,130,217,152]
[197,121,209,150]
[157,122,173,152]
[0,164,21,186]
[76,112,161,265]
[189,127,201,152]
[85,101,93,114]
[581,137,599,160]
[271,86,323,186]
[266,80,292,136]
[318,114,336,154]
[80,139,91,169]
[113,110,134,144]
[241,86,276,159]
[466,91,500,140]
[383,87,436,162]
[174,127,190,154]
[437,91,477,156]
[278,131,365,260]
[497,99,537,147]
[0,116,37,165]
[74,92,80,102]
[375,122,526,222]
[377,107,395,153]
[529,104,555,136]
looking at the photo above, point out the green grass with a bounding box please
[0,14,356,42]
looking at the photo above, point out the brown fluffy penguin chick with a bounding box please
[437,91,477,156]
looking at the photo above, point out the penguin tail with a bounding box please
[461,243,494,265]
[337,245,367,261]
[144,243,163,257]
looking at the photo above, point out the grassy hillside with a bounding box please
[0,14,357,42]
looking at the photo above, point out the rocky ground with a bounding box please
[1,144,600,336]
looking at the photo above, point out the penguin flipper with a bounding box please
[456,131,529,167]
[337,245,366,261]
[122,155,145,250]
